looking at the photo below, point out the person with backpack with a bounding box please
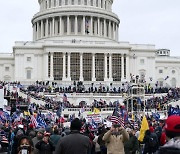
[143,129,159,154]
[124,128,139,154]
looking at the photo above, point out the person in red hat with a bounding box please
[159,115,180,154]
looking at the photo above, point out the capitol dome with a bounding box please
[32,0,120,42]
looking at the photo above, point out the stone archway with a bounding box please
[4,75,11,82]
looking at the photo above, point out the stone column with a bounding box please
[113,22,115,40]
[43,53,49,80]
[52,17,55,36]
[126,55,130,82]
[50,52,54,80]
[59,16,62,35]
[36,22,39,39]
[98,17,100,36]
[108,20,111,38]
[62,52,66,81]
[55,18,58,35]
[116,24,119,41]
[104,53,108,81]
[33,24,36,41]
[41,20,43,38]
[90,16,93,35]
[92,53,96,81]
[47,0,49,8]
[104,19,107,37]
[83,16,85,35]
[79,53,84,81]
[109,53,113,81]
[75,15,78,35]
[46,19,48,37]
[67,52,71,81]
[67,16,70,35]
[121,54,124,81]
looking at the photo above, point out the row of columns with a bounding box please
[40,0,111,11]
[45,52,129,82]
[33,15,119,41]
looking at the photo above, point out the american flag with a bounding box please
[62,93,67,102]
[110,109,125,128]
[30,115,38,128]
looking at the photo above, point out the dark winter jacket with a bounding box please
[35,140,55,154]
[54,130,91,154]
[143,131,159,154]
[124,134,139,154]
[50,134,61,147]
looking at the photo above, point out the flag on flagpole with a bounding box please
[62,93,67,102]
[110,108,125,128]
[24,111,30,116]
[132,112,135,121]
[138,116,149,142]
[30,116,38,128]
[93,107,100,114]
[36,115,47,128]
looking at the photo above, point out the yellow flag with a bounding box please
[93,108,100,114]
[138,116,149,142]
[24,111,30,116]
[132,113,135,121]
[158,103,161,109]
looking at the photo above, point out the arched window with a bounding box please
[65,0,68,5]
[4,75,11,82]
[71,0,74,5]
[49,0,51,7]
[78,0,81,5]
[171,78,176,87]
[91,0,93,6]
[96,0,98,7]
[84,0,87,5]
[59,0,62,6]
[26,70,32,79]
[101,0,103,8]
[54,0,56,7]
[45,0,48,8]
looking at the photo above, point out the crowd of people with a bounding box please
[18,81,180,115]
[0,81,180,154]
[0,114,179,154]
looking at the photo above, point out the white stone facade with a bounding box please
[0,0,180,87]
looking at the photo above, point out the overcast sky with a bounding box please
[0,0,180,56]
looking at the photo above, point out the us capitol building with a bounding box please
[0,0,180,87]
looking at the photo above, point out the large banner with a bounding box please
[86,114,102,124]
[0,86,4,108]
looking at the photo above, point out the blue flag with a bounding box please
[168,107,180,116]
[36,115,47,128]
[152,112,160,121]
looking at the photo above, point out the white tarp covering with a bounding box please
[0,87,4,108]
[169,100,180,107]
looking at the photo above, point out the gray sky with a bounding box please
[0,0,180,56]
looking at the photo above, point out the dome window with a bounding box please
[172,70,175,74]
